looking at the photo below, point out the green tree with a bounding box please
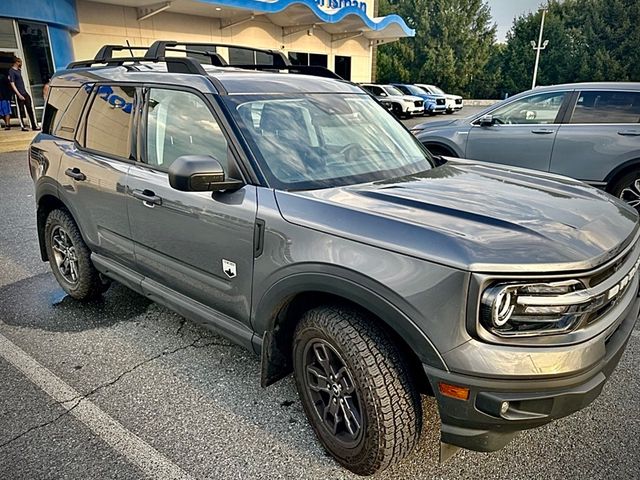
[499,0,640,95]
[376,0,496,97]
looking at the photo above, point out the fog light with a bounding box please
[500,401,510,415]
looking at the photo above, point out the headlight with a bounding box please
[479,275,634,338]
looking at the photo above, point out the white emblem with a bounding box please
[222,259,236,278]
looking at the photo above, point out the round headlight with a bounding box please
[481,286,515,329]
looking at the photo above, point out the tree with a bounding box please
[376,0,497,97]
[499,0,640,95]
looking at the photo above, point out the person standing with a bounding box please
[8,58,39,131]
[0,72,11,130]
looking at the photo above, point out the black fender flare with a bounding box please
[604,157,640,190]
[254,269,447,386]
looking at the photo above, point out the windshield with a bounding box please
[430,86,445,95]
[382,85,404,96]
[403,85,426,96]
[223,93,433,190]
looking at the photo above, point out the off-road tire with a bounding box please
[293,305,422,476]
[44,208,109,300]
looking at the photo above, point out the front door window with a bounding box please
[489,92,567,125]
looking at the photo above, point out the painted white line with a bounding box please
[0,333,194,480]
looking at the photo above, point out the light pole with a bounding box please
[530,7,549,89]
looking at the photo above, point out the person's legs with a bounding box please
[15,95,27,130]
[23,93,38,130]
[3,115,9,129]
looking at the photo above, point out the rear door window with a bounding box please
[84,85,136,158]
[570,91,640,124]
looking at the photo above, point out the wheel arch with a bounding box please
[418,137,462,158]
[36,188,69,262]
[604,157,640,193]
[255,272,445,391]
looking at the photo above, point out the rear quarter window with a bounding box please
[42,86,91,141]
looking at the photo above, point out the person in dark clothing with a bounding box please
[0,72,12,130]
[8,58,39,131]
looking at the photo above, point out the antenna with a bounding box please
[126,39,134,58]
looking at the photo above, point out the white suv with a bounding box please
[416,84,463,114]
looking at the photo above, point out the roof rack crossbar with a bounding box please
[145,40,290,68]
[94,44,149,62]
[67,56,207,75]
[161,47,228,67]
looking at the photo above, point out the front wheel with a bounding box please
[610,171,640,211]
[293,306,422,476]
[44,208,109,300]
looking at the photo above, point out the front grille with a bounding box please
[437,98,445,105]
[414,100,423,107]
[455,98,462,104]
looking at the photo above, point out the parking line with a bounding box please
[0,333,195,480]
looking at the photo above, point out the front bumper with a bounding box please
[424,293,639,453]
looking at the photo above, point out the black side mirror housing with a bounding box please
[168,155,243,192]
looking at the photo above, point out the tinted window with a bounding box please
[57,87,90,140]
[42,87,74,135]
[571,91,640,124]
[145,89,228,171]
[85,85,136,158]
[335,55,351,81]
[489,91,566,124]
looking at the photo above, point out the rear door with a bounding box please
[58,84,136,268]
[550,89,640,184]
[126,86,257,328]
[465,90,570,171]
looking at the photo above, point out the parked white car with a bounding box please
[415,84,463,114]
[361,84,425,118]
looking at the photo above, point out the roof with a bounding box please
[52,63,365,94]
[86,0,414,41]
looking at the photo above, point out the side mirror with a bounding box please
[168,155,243,192]
[478,114,494,127]
[379,92,388,97]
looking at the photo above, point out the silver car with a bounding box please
[412,82,640,207]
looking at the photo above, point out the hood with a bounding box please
[275,159,639,273]
[445,94,462,101]
[391,94,424,103]
[410,118,462,131]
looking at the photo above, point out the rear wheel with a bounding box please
[293,306,422,476]
[44,208,109,300]
[610,171,640,211]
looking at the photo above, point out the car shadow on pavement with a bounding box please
[0,272,152,332]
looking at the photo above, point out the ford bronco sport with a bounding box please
[30,42,640,475]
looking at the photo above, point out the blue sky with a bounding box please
[487,0,547,42]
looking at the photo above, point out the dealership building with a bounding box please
[0,0,413,119]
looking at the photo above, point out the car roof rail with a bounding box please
[67,56,207,75]
[144,40,290,68]
[67,40,344,80]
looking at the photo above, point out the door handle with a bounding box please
[131,189,162,207]
[618,130,640,137]
[65,167,86,181]
[531,128,555,135]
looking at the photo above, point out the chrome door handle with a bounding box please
[131,189,162,207]
[531,128,555,135]
[618,130,640,137]
[65,167,86,181]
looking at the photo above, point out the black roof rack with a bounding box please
[67,40,344,80]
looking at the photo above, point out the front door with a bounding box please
[466,90,570,171]
[126,87,257,326]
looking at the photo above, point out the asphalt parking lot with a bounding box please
[1,142,639,479]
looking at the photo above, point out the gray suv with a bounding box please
[412,82,640,208]
[30,43,640,475]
